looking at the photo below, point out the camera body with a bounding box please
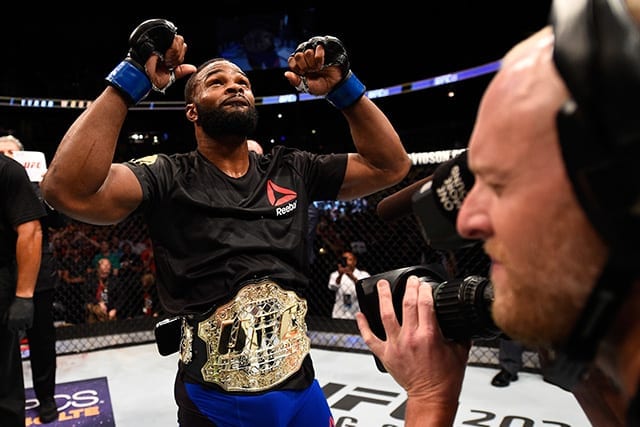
[362,152,502,372]
[154,316,182,356]
[356,264,501,372]
[339,256,348,267]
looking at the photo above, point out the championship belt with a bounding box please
[181,278,310,392]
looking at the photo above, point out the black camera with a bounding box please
[356,264,502,372]
[363,152,502,372]
[154,316,182,356]
[339,256,348,267]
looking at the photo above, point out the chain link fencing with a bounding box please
[43,160,539,373]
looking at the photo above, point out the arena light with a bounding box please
[0,59,503,111]
[127,131,168,145]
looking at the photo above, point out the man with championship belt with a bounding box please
[41,19,410,426]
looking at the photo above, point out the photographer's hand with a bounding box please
[355,275,470,426]
[337,264,355,280]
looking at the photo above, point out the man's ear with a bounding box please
[185,103,197,123]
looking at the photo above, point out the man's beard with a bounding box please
[196,103,259,138]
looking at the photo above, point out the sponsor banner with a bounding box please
[25,377,114,426]
[11,150,47,182]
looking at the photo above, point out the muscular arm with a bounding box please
[285,40,411,200]
[338,96,411,200]
[14,219,42,298]
[42,27,194,226]
[42,23,195,225]
[41,87,143,225]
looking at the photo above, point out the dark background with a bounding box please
[2,2,552,160]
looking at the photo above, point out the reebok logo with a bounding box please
[267,180,297,206]
[275,200,297,216]
[266,180,298,217]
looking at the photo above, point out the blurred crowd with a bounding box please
[49,214,162,325]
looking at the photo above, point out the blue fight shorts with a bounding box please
[175,374,334,427]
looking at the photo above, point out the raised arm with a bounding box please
[41,19,196,225]
[285,36,411,200]
[339,96,411,200]
[41,88,140,225]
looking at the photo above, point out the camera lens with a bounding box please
[356,265,503,373]
[357,265,502,344]
[429,275,501,341]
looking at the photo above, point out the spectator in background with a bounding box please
[109,235,124,260]
[85,258,122,323]
[58,243,89,325]
[327,250,370,319]
[0,144,46,426]
[71,224,102,259]
[139,237,155,276]
[0,135,60,423]
[89,240,121,276]
[117,241,144,319]
[140,272,161,317]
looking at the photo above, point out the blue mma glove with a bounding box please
[106,19,177,105]
[293,35,366,109]
[6,296,34,331]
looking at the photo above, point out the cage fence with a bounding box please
[38,162,539,372]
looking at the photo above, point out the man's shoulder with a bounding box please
[267,145,341,173]
[125,151,199,183]
[269,145,312,160]
[127,151,187,166]
[0,154,30,177]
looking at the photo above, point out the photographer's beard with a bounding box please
[488,195,608,349]
[196,102,259,140]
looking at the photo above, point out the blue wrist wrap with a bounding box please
[325,71,366,109]
[105,60,152,105]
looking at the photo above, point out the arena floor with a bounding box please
[23,343,591,426]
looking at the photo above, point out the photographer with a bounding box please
[356,0,640,425]
[327,250,370,319]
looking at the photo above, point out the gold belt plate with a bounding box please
[196,278,310,392]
